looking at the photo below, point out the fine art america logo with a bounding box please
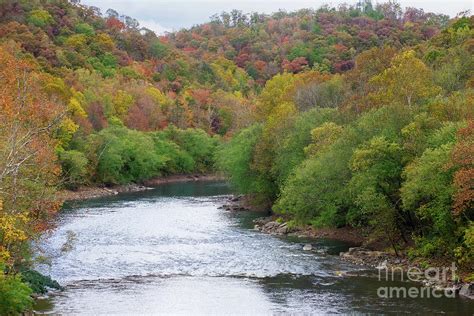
[376,261,458,298]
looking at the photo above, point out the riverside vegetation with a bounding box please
[0,0,472,313]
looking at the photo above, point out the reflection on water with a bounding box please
[34,181,474,314]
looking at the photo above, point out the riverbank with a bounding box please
[254,217,473,300]
[224,195,474,300]
[253,215,365,245]
[57,174,225,201]
[221,195,365,245]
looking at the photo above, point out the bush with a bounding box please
[91,127,168,184]
[151,134,194,174]
[401,144,457,255]
[20,270,62,294]
[163,126,219,172]
[27,10,52,27]
[59,150,89,189]
[0,267,33,315]
[75,23,95,36]
[216,124,264,194]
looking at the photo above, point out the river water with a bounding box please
[34,181,473,314]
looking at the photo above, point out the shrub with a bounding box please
[59,150,89,189]
[20,270,62,295]
[27,10,53,28]
[216,124,264,194]
[75,23,95,36]
[92,127,168,184]
[163,126,218,172]
[151,134,194,174]
[0,266,33,315]
[401,144,457,256]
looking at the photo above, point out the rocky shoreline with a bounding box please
[223,194,474,300]
[58,174,224,201]
[221,195,364,244]
[340,246,474,300]
[253,216,365,245]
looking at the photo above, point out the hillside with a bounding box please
[0,1,449,136]
[170,3,448,82]
[0,0,473,313]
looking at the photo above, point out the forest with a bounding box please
[0,0,472,313]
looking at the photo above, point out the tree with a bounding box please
[89,127,168,184]
[59,150,89,189]
[112,90,134,119]
[348,137,405,253]
[27,9,53,28]
[0,45,64,315]
[370,50,440,107]
[294,75,345,110]
[75,23,95,36]
[304,121,343,156]
[150,41,169,59]
[272,109,339,188]
[255,72,299,120]
[450,121,474,218]
[216,124,264,194]
[0,262,33,315]
[401,144,457,257]
[162,127,219,172]
[0,46,63,265]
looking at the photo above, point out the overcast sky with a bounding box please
[81,0,474,34]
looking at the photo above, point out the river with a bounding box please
[34,181,473,314]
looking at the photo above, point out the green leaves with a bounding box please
[59,150,89,189]
[69,126,219,186]
[216,124,263,194]
[27,9,53,28]
[0,270,33,316]
[400,143,457,257]
[92,127,167,184]
[75,23,95,36]
[150,41,169,59]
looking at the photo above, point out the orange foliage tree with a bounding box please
[0,45,63,266]
[451,121,474,218]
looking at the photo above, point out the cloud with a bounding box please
[82,0,474,31]
[139,19,173,35]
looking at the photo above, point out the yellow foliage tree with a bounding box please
[112,90,134,119]
[256,72,299,120]
[304,122,343,157]
[370,50,441,107]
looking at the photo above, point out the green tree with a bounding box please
[401,144,456,257]
[27,10,53,27]
[150,41,169,59]
[273,109,339,188]
[164,127,219,172]
[347,137,405,253]
[75,23,95,36]
[216,124,264,194]
[59,150,89,189]
[0,265,33,316]
[255,72,299,120]
[89,127,168,184]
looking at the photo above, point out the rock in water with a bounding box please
[459,283,474,300]
[303,244,312,251]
